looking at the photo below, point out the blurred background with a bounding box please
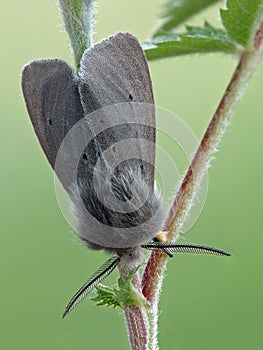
[1,0,263,349]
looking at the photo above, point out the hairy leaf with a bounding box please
[91,266,147,309]
[144,23,237,60]
[153,0,220,37]
[220,0,263,49]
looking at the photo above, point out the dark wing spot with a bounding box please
[48,119,52,126]
[82,153,88,161]
[129,94,133,101]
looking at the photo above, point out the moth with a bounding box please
[21,32,229,318]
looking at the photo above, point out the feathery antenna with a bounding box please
[141,242,230,257]
[62,256,120,319]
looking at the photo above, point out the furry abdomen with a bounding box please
[70,164,166,253]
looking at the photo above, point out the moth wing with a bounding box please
[72,32,163,250]
[79,32,154,111]
[21,59,84,171]
[79,32,156,189]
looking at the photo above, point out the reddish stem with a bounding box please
[142,52,245,301]
[119,261,149,349]
[142,21,263,303]
[163,53,247,233]
[254,21,263,50]
[142,251,167,304]
[124,305,148,350]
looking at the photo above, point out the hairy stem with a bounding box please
[118,260,149,350]
[142,22,263,349]
[124,305,148,350]
[57,0,96,69]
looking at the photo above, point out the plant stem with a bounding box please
[118,259,149,350]
[57,0,96,69]
[142,21,263,349]
[124,305,148,350]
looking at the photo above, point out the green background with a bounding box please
[1,0,263,349]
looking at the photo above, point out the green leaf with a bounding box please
[91,266,147,309]
[57,0,96,69]
[91,284,122,308]
[144,22,237,61]
[153,0,220,37]
[220,0,263,49]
